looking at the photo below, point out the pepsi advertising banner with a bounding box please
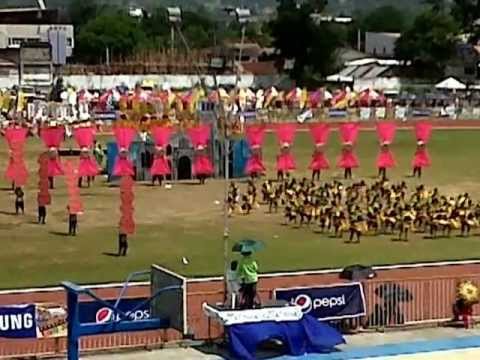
[79,298,150,324]
[275,283,366,321]
[0,305,37,338]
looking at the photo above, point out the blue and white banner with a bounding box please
[93,111,118,121]
[275,283,366,321]
[0,304,37,338]
[328,109,348,118]
[79,298,150,324]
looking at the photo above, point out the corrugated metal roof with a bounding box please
[338,66,357,77]
[362,65,389,79]
[350,65,373,78]
[0,56,15,67]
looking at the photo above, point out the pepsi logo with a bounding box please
[293,294,313,313]
[95,308,113,323]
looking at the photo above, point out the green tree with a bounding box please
[181,9,215,49]
[361,6,408,33]
[451,0,480,32]
[270,0,340,85]
[423,0,448,13]
[140,7,171,49]
[183,25,211,49]
[68,0,103,29]
[76,12,147,63]
[395,10,459,77]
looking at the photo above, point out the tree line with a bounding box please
[69,0,270,64]
[68,0,480,83]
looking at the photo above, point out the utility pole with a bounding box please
[167,7,182,56]
[105,47,110,66]
[357,29,362,52]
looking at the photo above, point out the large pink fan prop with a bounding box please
[113,127,136,176]
[40,127,65,177]
[339,122,360,145]
[4,127,28,186]
[119,176,135,234]
[150,126,172,177]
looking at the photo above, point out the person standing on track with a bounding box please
[67,206,78,236]
[14,187,24,215]
[118,232,128,256]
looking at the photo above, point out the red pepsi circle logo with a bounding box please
[95,307,113,323]
[294,294,313,313]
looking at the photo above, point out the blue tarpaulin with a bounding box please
[227,315,345,360]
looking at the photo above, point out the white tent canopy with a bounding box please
[435,77,466,90]
[326,74,353,83]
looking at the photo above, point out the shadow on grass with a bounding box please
[80,192,114,198]
[28,220,44,225]
[102,252,120,257]
[50,231,70,237]
[391,238,410,243]
[0,210,17,216]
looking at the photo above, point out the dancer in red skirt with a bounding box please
[113,125,136,177]
[74,122,100,187]
[337,122,360,180]
[150,126,172,186]
[308,123,330,181]
[412,122,432,178]
[188,125,214,184]
[376,122,397,180]
[40,122,65,188]
[245,125,266,179]
[275,124,296,181]
[4,123,29,189]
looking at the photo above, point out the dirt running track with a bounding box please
[2,262,480,358]
[2,119,480,358]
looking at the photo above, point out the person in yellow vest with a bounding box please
[238,251,259,310]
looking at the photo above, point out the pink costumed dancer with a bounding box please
[309,123,330,181]
[150,126,172,185]
[245,125,266,178]
[337,122,360,179]
[275,124,296,181]
[113,126,136,177]
[412,122,432,178]
[73,124,100,187]
[4,125,29,187]
[188,125,214,184]
[376,122,397,180]
[40,125,65,188]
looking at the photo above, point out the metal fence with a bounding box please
[362,275,480,328]
[1,274,480,358]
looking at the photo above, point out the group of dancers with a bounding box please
[245,122,433,181]
[228,176,480,243]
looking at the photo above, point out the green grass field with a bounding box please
[0,129,480,289]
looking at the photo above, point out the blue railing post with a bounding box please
[66,287,80,360]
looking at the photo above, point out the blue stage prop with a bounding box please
[203,303,345,360]
[228,315,345,360]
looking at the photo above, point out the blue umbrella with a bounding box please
[232,239,266,253]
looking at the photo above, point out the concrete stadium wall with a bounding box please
[1,261,480,358]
